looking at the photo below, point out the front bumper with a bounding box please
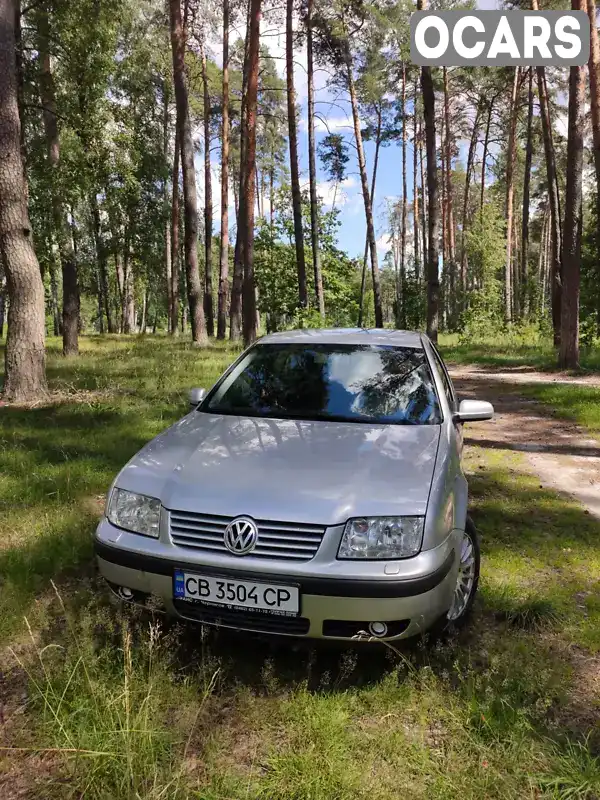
[94,520,461,641]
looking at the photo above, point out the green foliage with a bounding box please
[317,133,349,188]
[460,203,505,341]
[580,196,600,348]
[255,187,360,330]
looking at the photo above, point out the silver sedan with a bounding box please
[95,329,493,642]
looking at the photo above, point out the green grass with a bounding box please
[466,446,600,651]
[1,335,600,798]
[439,333,600,373]
[517,383,600,436]
[0,335,239,639]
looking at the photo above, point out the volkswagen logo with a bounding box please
[224,517,258,555]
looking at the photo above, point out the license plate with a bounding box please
[173,570,300,616]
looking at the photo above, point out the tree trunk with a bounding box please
[242,0,260,346]
[61,222,80,347]
[400,64,408,329]
[443,67,456,325]
[169,0,206,345]
[306,0,324,318]
[344,38,382,327]
[49,260,60,335]
[460,99,482,299]
[521,68,534,319]
[531,0,562,343]
[512,205,520,319]
[171,128,180,336]
[418,0,440,342]
[440,110,448,329]
[539,66,563,344]
[538,206,548,314]
[255,164,263,219]
[217,0,230,340]
[504,67,521,325]
[181,260,187,332]
[0,271,6,338]
[541,208,550,314]
[440,110,447,278]
[122,230,136,333]
[95,260,104,334]
[90,192,114,332]
[286,0,307,310]
[419,121,428,278]
[480,97,493,213]
[201,42,214,337]
[0,0,47,401]
[358,107,381,328]
[14,0,26,173]
[37,5,79,356]
[587,0,600,295]
[230,0,251,342]
[559,15,585,369]
[115,249,124,327]
[413,76,420,292]
[163,82,172,334]
[270,167,274,228]
[140,286,147,333]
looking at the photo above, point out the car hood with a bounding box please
[116,412,441,525]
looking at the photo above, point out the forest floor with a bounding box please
[0,336,599,799]
[450,366,600,520]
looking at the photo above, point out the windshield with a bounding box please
[203,343,442,425]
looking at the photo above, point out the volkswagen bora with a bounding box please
[95,329,493,642]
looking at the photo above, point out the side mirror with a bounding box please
[454,399,494,423]
[189,387,207,407]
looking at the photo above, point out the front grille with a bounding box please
[173,600,310,634]
[169,511,325,561]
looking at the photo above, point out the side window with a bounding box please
[430,346,456,411]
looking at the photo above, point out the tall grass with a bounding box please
[8,587,218,799]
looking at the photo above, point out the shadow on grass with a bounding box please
[468,467,600,556]
[464,435,600,459]
[0,508,98,641]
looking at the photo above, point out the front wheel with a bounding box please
[446,516,480,625]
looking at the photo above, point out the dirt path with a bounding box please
[449,367,600,520]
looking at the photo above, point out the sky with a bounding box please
[197,0,551,265]
[200,14,408,265]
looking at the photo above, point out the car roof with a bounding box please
[258,328,426,348]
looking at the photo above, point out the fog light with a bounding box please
[118,586,134,601]
[368,621,388,638]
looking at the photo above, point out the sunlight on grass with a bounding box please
[439,332,600,373]
[520,383,600,436]
[0,336,237,637]
[465,446,600,651]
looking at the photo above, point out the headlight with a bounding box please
[338,517,424,559]
[107,489,161,538]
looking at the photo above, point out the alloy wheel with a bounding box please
[447,530,476,621]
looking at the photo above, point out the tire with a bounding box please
[446,515,480,627]
[429,516,480,638]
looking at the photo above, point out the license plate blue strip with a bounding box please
[174,570,186,598]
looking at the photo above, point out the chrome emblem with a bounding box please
[224,517,258,555]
